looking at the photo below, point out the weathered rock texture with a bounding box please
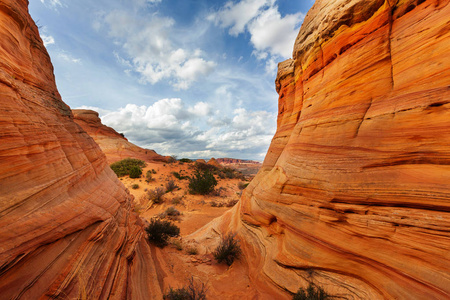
[195,0,450,299]
[0,0,161,298]
[73,109,167,164]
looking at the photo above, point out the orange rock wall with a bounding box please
[207,0,450,299]
[73,109,167,164]
[0,0,161,298]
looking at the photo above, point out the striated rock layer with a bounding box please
[0,0,161,298]
[73,109,167,164]
[195,0,450,299]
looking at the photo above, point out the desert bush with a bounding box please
[146,170,153,182]
[166,179,178,192]
[110,158,146,177]
[195,162,218,173]
[188,170,217,195]
[168,155,178,164]
[164,277,207,300]
[238,181,249,190]
[131,184,139,189]
[293,282,331,300]
[172,171,189,180]
[171,196,183,205]
[145,218,180,248]
[129,166,142,178]
[219,167,244,180]
[171,239,183,251]
[226,199,239,207]
[213,233,241,266]
[148,187,165,204]
[179,158,193,163]
[186,246,198,255]
[166,206,181,217]
[152,169,157,174]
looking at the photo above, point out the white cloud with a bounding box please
[212,0,304,68]
[41,34,55,47]
[57,52,81,64]
[211,0,272,36]
[40,0,63,9]
[248,6,303,58]
[97,99,276,159]
[101,9,215,89]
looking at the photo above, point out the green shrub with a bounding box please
[145,218,180,248]
[131,184,139,189]
[164,277,207,300]
[293,282,331,300]
[188,170,218,195]
[110,158,146,177]
[179,158,193,163]
[172,171,189,180]
[213,233,241,266]
[129,166,142,178]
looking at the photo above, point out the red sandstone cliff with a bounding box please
[194,0,450,299]
[73,109,167,163]
[0,0,161,298]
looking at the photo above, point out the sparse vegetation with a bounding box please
[131,184,139,189]
[171,196,183,205]
[146,170,153,182]
[166,179,178,192]
[164,277,207,300]
[188,170,218,195]
[147,187,165,204]
[226,199,239,207]
[293,282,331,300]
[171,239,183,251]
[168,155,178,164]
[213,233,241,266]
[110,158,146,177]
[145,218,180,248]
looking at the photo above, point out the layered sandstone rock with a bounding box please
[0,0,161,298]
[73,109,167,163]
[195,0,450,299]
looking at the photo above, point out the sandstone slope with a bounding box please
[73,109,167,164]
[194,0,450,299]
[0,0,161,298]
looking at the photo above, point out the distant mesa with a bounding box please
[73,109,167,163]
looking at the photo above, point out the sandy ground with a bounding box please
[119,161,275,299]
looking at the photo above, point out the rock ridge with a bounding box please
[73,109,167,163]
[0,0,161,298]
[193,0,450,299]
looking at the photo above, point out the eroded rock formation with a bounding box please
[0,0,161,298]
[194,0,450,299]
[73,109,167,164]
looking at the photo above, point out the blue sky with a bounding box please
[29,0,313,160]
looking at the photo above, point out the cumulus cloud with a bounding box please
[211,0,304,71]
[100,8,215,89]
[97,99,276,159]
